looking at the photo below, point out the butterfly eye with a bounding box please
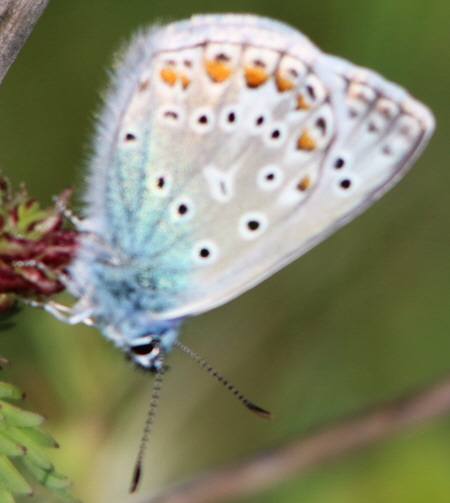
[129,336,161,363]
[131,342,157,356]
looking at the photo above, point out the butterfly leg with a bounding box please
[52,190,83,227]
[13,259,72,289]
[60,205,83,227]
[23,297,96,326]
[22,298,75,323]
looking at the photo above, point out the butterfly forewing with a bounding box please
[80,15,434,321]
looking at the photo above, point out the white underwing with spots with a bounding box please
[39,14,434,371]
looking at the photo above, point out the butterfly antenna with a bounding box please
[130,361,165,493]
[174,340,273,420]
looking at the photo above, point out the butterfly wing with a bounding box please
[80,14,434,321]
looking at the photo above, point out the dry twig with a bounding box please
[137,376,450,503]
[0,0,50,84]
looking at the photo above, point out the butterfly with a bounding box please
[26,13,434,490]
[36,14,434,373]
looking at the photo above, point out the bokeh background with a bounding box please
[0,0,449,502]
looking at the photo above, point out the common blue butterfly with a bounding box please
[37,14,434,374]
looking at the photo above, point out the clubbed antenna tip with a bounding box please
[245,401,274,419]
[130,462,141,493]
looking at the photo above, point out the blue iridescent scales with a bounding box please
[49,14,434,370]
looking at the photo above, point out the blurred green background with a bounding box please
[0,0,449,502]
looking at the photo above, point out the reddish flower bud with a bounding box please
[0,177,79,311]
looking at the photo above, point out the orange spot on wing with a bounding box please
[297,175,311,191]
[180,73,190,89]
[296,94,310,110]
[205,60,232,82]
[160,67,177,86]
[245,66,269,88]
[297,129,317,151]
[275,71,294,92]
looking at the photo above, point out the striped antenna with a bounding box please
[130,361,165,493]
[174,340,273,419]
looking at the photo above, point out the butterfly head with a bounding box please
[128,334,165,371]
[119,321,181,371]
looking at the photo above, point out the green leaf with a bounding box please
[0,434,24,457]
[2,426,53,471]
[0,379,79,501]
[0,384,22,401]
[19,426,58,448]
[0,401,44,427]
[52,488,82,503]
[0,487,15,503]
[0,456,31,495]
[20,458,70,490]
